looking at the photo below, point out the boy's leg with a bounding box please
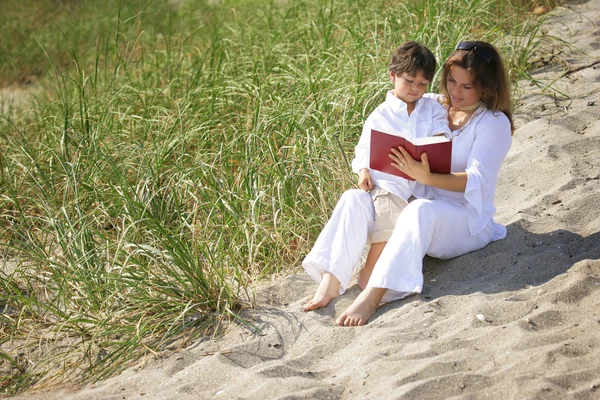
[358,242,386,291]
[303,272,341,311]
[336,287,387,326]
[302,189,375,310]
[359,188,408,290]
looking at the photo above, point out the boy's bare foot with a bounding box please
[336,287,386,326]
[303,273,341,311]
[358,242,386,290]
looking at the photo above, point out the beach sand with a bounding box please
[11,1,600,399]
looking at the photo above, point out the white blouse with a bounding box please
[418,96,512,238]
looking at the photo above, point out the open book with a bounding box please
[369,128,452,181]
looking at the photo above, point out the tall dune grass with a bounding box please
[0,0,558,393]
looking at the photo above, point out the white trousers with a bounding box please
[302,189,494,303]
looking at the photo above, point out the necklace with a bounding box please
[459,101,483,111]
[453,106,485,137]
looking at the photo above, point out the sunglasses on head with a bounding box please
[456,42,493,63]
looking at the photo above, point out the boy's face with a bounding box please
[390,71,430,104]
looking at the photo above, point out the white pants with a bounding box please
[302,189,494,303]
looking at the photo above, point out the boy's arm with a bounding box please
[351,117,375,175]
[357,168,373,191]
[353,119,375,191]
[430,100,451,137]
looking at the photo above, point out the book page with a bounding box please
[411,135,451,145]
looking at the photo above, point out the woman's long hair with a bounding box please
[440,41,514,133]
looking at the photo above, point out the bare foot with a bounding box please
[336,287,387,326]
[303,273,341,311]
[358,242,386,290]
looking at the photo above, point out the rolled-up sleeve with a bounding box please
[464,112,512,235]
[431,102,451,137]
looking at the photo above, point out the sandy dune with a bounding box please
[12,1,600,399]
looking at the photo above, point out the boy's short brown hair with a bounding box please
[388,41,437,81]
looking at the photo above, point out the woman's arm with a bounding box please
[390,111,512,193]
[389,148,467,192]
[421,168,467,192]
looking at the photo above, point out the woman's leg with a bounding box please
[302,189,375,310]
[338,199,492,326]
[336,287,387,326]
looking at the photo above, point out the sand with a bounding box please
[10,1,600,399]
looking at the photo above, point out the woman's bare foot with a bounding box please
[303,273,341,311]
[357,242,386,290]
[336,287,387,326]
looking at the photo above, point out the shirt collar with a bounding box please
[386,90,423,113]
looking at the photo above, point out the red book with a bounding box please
[369,128,452,181]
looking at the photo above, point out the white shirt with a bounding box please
[419,99,512,238]
[351,91,451,202]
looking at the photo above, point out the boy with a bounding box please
[351,41,451,290]
[302,41,450,311]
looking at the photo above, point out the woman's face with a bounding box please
[446,65,481,110]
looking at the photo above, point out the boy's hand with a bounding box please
[358,168,373,191]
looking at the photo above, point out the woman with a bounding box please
[303,41,514,327]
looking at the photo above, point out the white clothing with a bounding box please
[351,91,451,202]
[417,104,512,237]
[303,103,512,303]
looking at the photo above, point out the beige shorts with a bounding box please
[370,186,409,244]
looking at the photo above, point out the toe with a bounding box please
[304,298,329,312]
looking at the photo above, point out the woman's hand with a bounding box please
[390,147,432,184]
[357,168,373,191]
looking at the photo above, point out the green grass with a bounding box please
[0,0,560,394]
